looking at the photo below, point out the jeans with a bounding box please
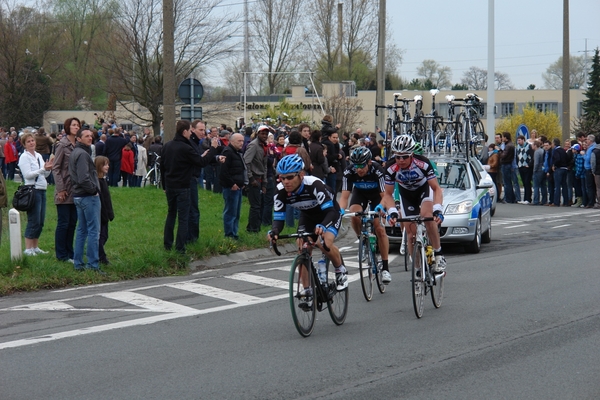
[501,164,515,203]
[0,157,5,178]
[595,175,600,206]
[518,167,532,203]
[74,196,101,270]
[585,170,596,206]
[261,175,275,226]
[222,187,243,238]
[566,169,575,204]
[6,161,16,180]
[553,168,568,206]
[511,167,521,202]
[121,172,132,187]
[108,160,121,186]
[326,173,337,195]
[55,203,77,261]
[547,172,555,204]
[246,184,262,232]
[204,164,216,191]
[25,189,46,239]
[574,176,583,197]
[532,170,547,205]
[188,178,200,242]
[197,168,204,190]
[164,187,190,253]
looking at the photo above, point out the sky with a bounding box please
[210,0,600,90]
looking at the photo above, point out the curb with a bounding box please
[190,222,352,271]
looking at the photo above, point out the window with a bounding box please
[120,123,133,132]
[534,102,558,114]
[501,103,514,116]
[56,124,64,133]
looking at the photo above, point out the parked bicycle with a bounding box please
[375,101,402,161]
[397,216,446,318]
[420,89,443,154]
[142,152,161,188]
[270,231,349,337]
[343,210,385,301]
[456,93,486,159]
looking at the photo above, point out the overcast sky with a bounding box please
[213,0,599,90]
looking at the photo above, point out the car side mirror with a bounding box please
[476,180,494,189]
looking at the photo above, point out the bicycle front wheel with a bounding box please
[431,269,445,309]
[289,255,316,337]
[411,242,425,318]
[327,259,349,325]
[358,235,374,301]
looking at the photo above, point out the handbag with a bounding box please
[12,184,36,212]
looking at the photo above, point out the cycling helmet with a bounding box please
[413,142,423,155]
[391,135,416,154]
[350,147,372,165]
[276,154,304,175]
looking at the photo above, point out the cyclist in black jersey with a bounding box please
[268,154,348,290]
[339,147,391,283]
[380,135,447,272]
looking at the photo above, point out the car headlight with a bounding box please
[445,200,473,214]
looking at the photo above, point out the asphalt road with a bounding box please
[1,204,599,399]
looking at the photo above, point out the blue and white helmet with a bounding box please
[276,154,304,175]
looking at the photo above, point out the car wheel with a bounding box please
[490,205,496,217]
[482,217,491,243]
[466,217,482,253]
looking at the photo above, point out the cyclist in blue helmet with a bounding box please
[268,154,348,291]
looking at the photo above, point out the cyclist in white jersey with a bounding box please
[380,135,447,272]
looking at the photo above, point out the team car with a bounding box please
[385,154,495,253]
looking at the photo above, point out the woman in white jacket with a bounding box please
[134,136,148,187]
[18,132,53,256]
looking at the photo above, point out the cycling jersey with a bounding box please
[384,154,436,191]
[272,176,341,236]
[342,161,385,193]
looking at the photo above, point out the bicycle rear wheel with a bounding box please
[411,242,425,318]
[431,268,445,309]
[373,247,385,294]
[289,255,316,337]
[326,259,349,325]
[358,235,374,301]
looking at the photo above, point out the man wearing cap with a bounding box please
[244,125,269,233]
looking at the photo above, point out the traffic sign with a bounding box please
[180,106,203,121]
[178,78,204,105]
[516,124,529,139]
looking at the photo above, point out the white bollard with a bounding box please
[9,208,22,261]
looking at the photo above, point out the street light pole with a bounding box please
[562,0,570,141]
[163,0,176,142]
[376,0,385,133]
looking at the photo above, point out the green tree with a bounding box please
[496,104,561,141]
[582,48,600,120]
[451,83,469,90]
[416,59,452,89]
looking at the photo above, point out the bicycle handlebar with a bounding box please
[375,104,402,117]
[270,232,330,256]
[396,216,435,223]
[342,210,380,218]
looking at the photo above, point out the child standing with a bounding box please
[95,156,114,264]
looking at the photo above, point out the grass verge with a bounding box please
[0,180,289,295]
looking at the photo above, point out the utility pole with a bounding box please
[244,0,250,75]
[337,2,343,65]
[578,38,590,89]
[486,0,495,145]
[376,0,385,133]
[561,0,570,141]
[163,0,176,142]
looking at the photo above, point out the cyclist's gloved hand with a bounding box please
[374,204,386,214]
[315,224,326,236]
[340,208,345,216]
[386,207,399,224]
[267,230,278,241]
[433,204,444,224]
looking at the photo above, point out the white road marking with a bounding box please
[101,292,198,313]
[550,224,571,229]
[166,281,261,304]
[53,282,121,293]
[503,224,529,229]
[226,273,289,290]
[8,300,75,311]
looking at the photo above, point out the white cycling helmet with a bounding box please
[391,135,416,154]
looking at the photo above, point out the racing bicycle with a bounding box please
[397,216,446,318]
[343,210,385,301]
[271,231,349,337]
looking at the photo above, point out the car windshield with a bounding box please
[435,161,471,189]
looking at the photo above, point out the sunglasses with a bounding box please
[395,154,411,160]
[354,163,367,169]
[280,173,298,181]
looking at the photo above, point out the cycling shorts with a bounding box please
[398,185,433,218]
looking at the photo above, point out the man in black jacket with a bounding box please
[104,129,128,186]
[160,120,219,253]
[220,133,248,239]
[551,137,569,206]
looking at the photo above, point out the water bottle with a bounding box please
[317,255,327,283]
[426,245,434,267]
[368,233,377,252]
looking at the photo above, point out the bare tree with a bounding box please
[543,55,587,89]
[324,93,364,133]
[461,66,514,90]
[304,0,338,81]
[97,0,238,134]
[342,0,378,80]
[250,0,302,95]
[416,59,452,89]
[0,2,56,127]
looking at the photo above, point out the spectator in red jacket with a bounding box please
[4,135,18,180]
[120,143,135,187]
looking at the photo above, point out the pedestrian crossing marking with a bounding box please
[166,281,261,304]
